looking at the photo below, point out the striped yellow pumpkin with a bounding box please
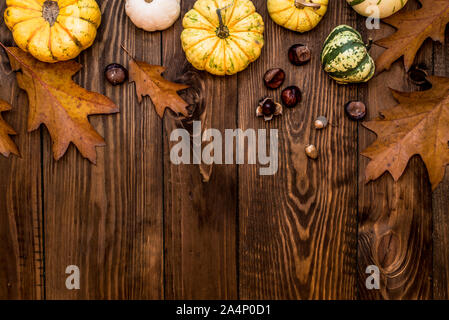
[181,0,264,76]
[346,0,408,19]
[4,0,101,63]
[268,0,328,33]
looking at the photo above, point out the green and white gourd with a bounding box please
[321,25,375,84]
[346,0,408,19]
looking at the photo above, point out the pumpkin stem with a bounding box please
[366,38,373,51]
[42,1,59,26]
[215,3,233,39]
[294,0,321,9]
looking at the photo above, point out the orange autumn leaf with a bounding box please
[0,99,19,158]
[375,0,449,72]
[3,46,119,163]
[129,60,190,118]
[362,76,449,191]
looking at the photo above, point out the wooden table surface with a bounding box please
[0,0,448,300]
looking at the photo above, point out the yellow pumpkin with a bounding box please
[346,0,408,19]
[181,0,264,76]
[268,0,328,33]
[4,0,102,63]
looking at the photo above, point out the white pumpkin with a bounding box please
[125,0,181,31]
[346,0,408,19]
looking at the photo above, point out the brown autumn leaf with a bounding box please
[375,0,449,73]
[362,76,449,191]
[0,99,19,158]
[129,60,190,118]
[2,46,119,163]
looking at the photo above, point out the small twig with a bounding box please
[120,43,135,60]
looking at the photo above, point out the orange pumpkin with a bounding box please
[4,0,102,63]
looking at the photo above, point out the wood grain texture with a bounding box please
[162,0,238,300]
[357,1,433,300]
[432,27,449,300]
[238,1,358,299]
[0,6,44,299]
[0,0,447,300]
[43,0,163,299]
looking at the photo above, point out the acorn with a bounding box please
[305,144,319,159]
[314,116,328,129]
[256,97,282,121]
[105,63,128,85]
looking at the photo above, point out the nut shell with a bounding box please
[305,144,319,159]
[257,97,282,121]
[314,116,328,129]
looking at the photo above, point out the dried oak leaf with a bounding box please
[129,60,190,118]
[0,99,19,158]
[362,76,449,191]
[376,0,449,73]
[3,46,119,163]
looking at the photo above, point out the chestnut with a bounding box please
[105,63,128,85]
[345,100,367,121]
[288,44,311,66]
[262,98,276,115]
[281,86,302,108]
[256,97,282,121]
[263,68,285,89]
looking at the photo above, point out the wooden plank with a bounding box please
[238,1,358,299]
[357,1,433,299]
[43,0,164,299]
[162,0,238,299]
[0,8,44,299]
[432,30,449,300]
